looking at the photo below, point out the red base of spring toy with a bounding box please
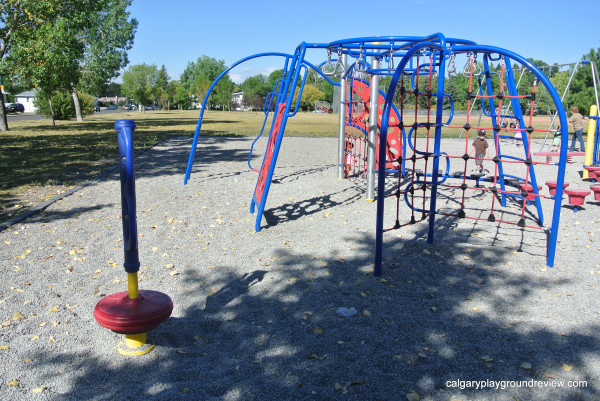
[94,290,173,335]
[590,185,600,201]
[518,183,542,201]
[545,181,569,196]
[563,188,591,212]
[585,166,600,181]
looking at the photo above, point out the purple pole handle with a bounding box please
[115,119,140,273]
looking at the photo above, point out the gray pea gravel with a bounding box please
[0,134,598,401]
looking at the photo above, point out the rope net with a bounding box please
[383,50,564,233]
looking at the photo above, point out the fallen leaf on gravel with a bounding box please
[0,345,9,350]
[12,312,24,321]
[362,309,371,317]
[5,379,19,387]
[472,307,480,311]
[165,264,174,269]
[520,362,532,370]
[313,327,323,334]
[170,271,179,276]
[49,307,58,313]
[562,363,573,371]
[406,392,420,401]
[32,386,45,393]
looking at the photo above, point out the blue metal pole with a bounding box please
[115,119,140,274]
[375,40,445,277]
[427,46,448,243]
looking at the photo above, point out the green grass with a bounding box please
[0,110,339,222]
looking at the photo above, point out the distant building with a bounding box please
[97,96,127,105]
[232,91,249,111]
[15,90,38,113]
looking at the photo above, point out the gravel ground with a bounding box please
[0,134,599,401]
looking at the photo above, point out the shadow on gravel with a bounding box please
[34,216,599,401]
[264,187,362,228]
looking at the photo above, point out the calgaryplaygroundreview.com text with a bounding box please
[445,379,588,390]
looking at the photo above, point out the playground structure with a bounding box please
[184,34,600,277]
[94,120,173,356]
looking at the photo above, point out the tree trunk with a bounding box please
[71,87,83,121]
[0,87,8,131]
[48,94,56,127]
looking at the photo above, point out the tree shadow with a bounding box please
[8,214,598,400]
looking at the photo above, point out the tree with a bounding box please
[7,10,91,126]
[240,74,270,100]
[155,65,170,109]
[568,48,600,115]
[0,0,94,130]
[121,63,159,110]
[292,84,324,111]
[74,0,137,120]
[181,55,234,109]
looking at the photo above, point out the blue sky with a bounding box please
[127,0,600,84]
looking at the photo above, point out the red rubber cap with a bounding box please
[94,290,173,334]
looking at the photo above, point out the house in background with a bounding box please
[232,92,249,111]
[15,90,38,113]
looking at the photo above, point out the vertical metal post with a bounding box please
[366,56,380,201]
[337,54,348,180]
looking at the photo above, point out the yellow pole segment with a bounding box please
[127,272,139,299]
[583,105,598,179]
[125,333,147,349]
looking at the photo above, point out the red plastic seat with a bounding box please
[585,166,600,181]
[519,183,542,201]
[563,189,591,206]
[590,185,600,201]
[545,181,569,196]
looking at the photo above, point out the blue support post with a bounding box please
[115,119,140,274]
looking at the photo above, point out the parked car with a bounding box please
[106,104,118,110]
[144,105,156,110]
[93,105,101,112]
[4,103,24,113]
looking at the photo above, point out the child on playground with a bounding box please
[344,141,353,178]
[470,129,490,174]
[551,125,561,152]
[511,122,522,146]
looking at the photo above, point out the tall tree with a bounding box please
[75,0,137,120]
[155,65,170,109]
[121,63,159,110]
[5,3,98,126]
[181,55,234,109]
[568,48,600,114]
[0,1,78,130]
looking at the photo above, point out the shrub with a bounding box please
[34,90,95,119]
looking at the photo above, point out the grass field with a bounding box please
[0,110,341,222]
[0,109,573,223]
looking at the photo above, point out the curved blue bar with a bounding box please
[185,52,295,184]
